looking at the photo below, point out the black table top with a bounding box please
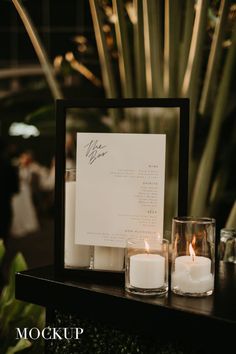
[15,262,236,336]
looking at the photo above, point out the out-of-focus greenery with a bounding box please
[0,240,45,354]
[10,0,236,230]
[89,0,236,228]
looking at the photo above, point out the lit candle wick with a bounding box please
[144,240,150,254]
[189,243,196,262]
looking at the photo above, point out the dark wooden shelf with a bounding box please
[15,262,236,337]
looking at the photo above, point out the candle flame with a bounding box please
[189,242,196,261]
[144,240,150,253]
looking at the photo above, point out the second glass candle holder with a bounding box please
[171,217,215,297]
[125,238,169,296]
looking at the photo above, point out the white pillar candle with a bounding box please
[94,246,124,271]
[130,254,165,289]
[172,256,214,293]
[65,181,91,267]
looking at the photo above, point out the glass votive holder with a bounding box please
[125,238,169,296]
[171,217,215,297]
[219,228,236,263]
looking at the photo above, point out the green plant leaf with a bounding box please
[199,0,229,116]
[6,338,31,354]
[133,0,146,97]
[113,0,134,97]
[0,251,44,354]
[0,240,5,266]
[190,20,236,216]
[89,0,120,127]
[24,105,55,135]
[0,253,27,312]
[0,253,28,337]
[9,253,27,290]
[163,0,181,97]
[181,0,209,152]
[226,201,236,228]
[25,105,54,124]
[12,0,63,99]
[178,0,195,93]
[89,0,118,99]
[143,0,163,97]
[0,299,26,337]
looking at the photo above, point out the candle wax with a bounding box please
[130,253,165,289]
[172,255,213,293]
[64,181,91,267]
[94,246,124,270]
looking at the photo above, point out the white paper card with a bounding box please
[75,133,166,247]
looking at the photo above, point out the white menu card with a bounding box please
[75,133,166,248]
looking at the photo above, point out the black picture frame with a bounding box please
[55,98,189,283]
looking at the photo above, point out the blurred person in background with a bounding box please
[10,150,40,238]
[38,156,55,192]
[10,150,55,238]
[0,138,19,289]
[31,156,55,219]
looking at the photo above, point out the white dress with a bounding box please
[11,166,39,237]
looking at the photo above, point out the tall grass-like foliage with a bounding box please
[12,0,63,100]
[9,0,235,228]
[89,0,236,227]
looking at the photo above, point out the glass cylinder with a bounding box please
[171,217,215,297]
[125,238,169,296]
[64,168,91,268]
[219,228,236,263]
